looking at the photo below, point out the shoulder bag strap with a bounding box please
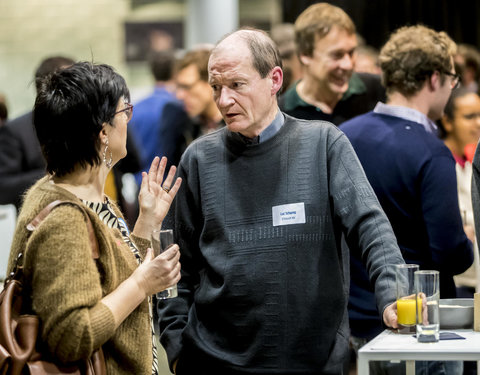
[26,200,99,259]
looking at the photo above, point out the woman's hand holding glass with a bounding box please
[133,156,182,239]
[132,245,181,298]
[101,244,181,329]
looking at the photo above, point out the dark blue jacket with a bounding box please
[341,111,473,340]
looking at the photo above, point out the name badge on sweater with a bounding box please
[272,203,306,226]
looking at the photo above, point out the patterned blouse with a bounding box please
[82,198,159,375]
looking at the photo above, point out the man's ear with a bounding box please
[429,71,441,92]
[270,66,283,96]
[299,54,311,67]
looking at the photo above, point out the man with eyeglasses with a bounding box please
[174,47,224,138]
[340,25,472,374]
[128,50,186,184]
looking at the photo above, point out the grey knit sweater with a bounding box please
[159,114,403,374]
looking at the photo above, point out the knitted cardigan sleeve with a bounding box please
[24,205,116,363]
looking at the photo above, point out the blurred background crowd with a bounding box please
[2,1,480,374]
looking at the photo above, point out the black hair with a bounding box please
[437,87,471,139]
[34,56,75,93]
[33,61,130,177]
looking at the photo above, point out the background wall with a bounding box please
[0,0,129,118]
[0,0,280,119]
[3,0,478,119]
[282,0,480,50]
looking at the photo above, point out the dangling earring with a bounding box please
[102,138,113,168]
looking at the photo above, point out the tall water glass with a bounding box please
[395,264,419,334]
[415,270,440,342]
[151,229,178,299]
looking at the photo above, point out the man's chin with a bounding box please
[226,121,246,133]
[330,82,349,96]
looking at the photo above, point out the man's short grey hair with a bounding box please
[214,28,282,78]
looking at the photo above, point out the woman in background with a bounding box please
[439,87,480,296]
[7,62,181,374]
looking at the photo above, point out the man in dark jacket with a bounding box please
[341,25,472,374]
[0,56,74,210]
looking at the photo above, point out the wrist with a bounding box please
[129,271,148,301]
[133,214,161,239]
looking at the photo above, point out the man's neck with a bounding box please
[239,106,279,139]
[386,91,429,117]
[297,78,342,114]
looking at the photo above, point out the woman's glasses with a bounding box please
[114,103,134,121]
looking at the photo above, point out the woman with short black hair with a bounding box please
[7,61,181,374]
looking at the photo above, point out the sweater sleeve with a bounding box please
[25,205,116,363]
[157,149,200,371]
[327,132,405,315]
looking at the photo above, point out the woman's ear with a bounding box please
[99,126,109,143]
[441,115,454,134]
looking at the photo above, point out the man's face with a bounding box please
[208,38,280,138]
[176,64,213,117]
[300,26,357,98]
[429,58,458,121]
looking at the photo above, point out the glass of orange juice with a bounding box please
[395,264,419,333]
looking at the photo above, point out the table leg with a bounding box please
[406,360,415,375]
[357,356,369,375]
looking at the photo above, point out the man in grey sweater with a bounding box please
[158,28,404,375]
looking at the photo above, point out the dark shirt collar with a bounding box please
[282,72,366,112]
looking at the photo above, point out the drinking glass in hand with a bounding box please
[151,229,178,299]
[395,264,419,334]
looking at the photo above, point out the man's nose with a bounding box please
[176,88,186,101]
[339,53,354,71]
[217,87,235,108]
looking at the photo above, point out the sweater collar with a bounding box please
[373,102,438,134]
[226,112,292,153]
[235,109,285,145]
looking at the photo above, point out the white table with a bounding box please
[357,329,480,375]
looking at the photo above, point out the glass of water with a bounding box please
[415,270,440,342]
[151,229,178,299]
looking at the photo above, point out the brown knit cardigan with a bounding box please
[7,176,153,374]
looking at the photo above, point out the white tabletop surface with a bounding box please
[362,329,480,354]
[357,329,480,375]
